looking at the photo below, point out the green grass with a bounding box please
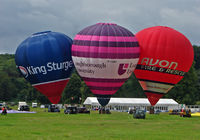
[0,109,200,140]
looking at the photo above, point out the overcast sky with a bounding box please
[0,0,200,54]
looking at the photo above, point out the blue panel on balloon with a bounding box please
[15,31,74,85]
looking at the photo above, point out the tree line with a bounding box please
[0,46,200,105]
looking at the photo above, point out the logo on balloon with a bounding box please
[118,64,129,75]
[19,66,28,78]
[18,61,73,77]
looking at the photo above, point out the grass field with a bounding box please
[0,108,200,140]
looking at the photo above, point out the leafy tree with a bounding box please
[62,73,82,104]
[166,63,199,104]
[114,74,144,98]
[193,45,200,70]
[0,47,200,106]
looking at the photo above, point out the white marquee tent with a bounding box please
[83,97,179,112]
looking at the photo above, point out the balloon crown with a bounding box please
[97,23,117,25]
[32,31,51,36]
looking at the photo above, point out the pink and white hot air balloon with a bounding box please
[72,23,140,106]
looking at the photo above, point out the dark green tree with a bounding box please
[62,73,82,104]
[166,63,199,104]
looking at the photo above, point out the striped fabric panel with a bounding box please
[90,90,117,95]
[88,86,120,91]
[144,90,165,95]
[138,79,174,85]
[138,79,174,94]
[72,51,139,59]
[73,40,139,47]
[85,81,125,87]
[83,77,128,95]
[72,23,139,59]
[72,45,140,54]
[82,77,128,82]
[78,23,134,36]
[74,35,138,42]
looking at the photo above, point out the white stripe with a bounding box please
[32,78,70,86]
[139,81,174,93]
[72,57,139,79]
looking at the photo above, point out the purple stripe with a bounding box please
[79,23,134,37]
[74,35,137,42]
[88,86,121,91]
[82,77,128,82]
[72,45,140,54]
[72,51,140,58]
[73,40,139,47]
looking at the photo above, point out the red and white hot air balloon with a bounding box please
[134,26,194,106]
[72,23,140,106]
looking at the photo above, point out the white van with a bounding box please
[32,102,37,108]
[18,102,28,111]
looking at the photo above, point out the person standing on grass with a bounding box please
[1,106,7,115]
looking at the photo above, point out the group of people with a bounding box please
[1,106,7,115]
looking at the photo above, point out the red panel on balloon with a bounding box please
[34,79,69,104]
[145,92,164,106]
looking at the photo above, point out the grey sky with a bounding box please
[0,0,200,54]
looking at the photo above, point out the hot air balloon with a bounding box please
[15,31,73,104]
[134,26,194,106]
[72,23,140,107]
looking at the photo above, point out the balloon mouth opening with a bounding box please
[96,94,111,107]
[97,23,117,25]
[145,92,164,106]
[47,96,61,104]
[32,31,51,36]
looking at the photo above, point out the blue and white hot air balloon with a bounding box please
[15,31,74,104]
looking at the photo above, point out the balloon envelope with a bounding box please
[72,23,140,106]
[15,31,73,104]
[134,26,194,106]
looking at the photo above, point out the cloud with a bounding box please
[0,0,200,53]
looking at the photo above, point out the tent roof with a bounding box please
[83,97,178,106]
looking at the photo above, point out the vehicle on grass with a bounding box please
[128,108,134,114]
[40,105,45,108]
[180,109,191,117]
[133,109,146,119]
[64,106,78,114]
[169,109,181,115]
[18,105,30,111]
[154,110,161,115]
[45,104,49,108]
[48,104,60,112]
[77,107,90,114]
[18,102,30,111]
[32,102,37,108]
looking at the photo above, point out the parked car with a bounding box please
[48,104,60,112]
[169,109,181,115]
[18,102,28,111]
[128,108,134,114]
[155,110,161,114]
[40,105,45,108]
[133,109,145,119]
[77,107,90,114]
[32,102,37,108]
[18,105,30,111]
[64,106,78,114]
